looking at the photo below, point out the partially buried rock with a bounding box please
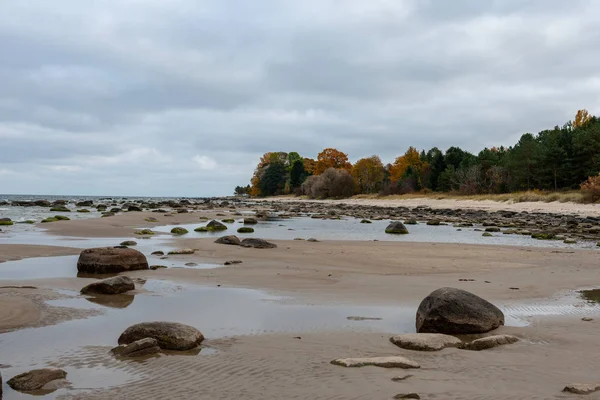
[390,333,462,351]
[240,238,277,249]
[394,394,420,399]
[462,334,519,351]
[118,321,204,350]
[237,227,254,233]
[215,235,241,245]
[7,368,67,392]
[385,221,409,234]
[331,356,420,369]
[81,276,135,295]
[563,384,600,395]
[111,337,161,358]
[150,265,167,270]
[416,287,504,334]
[77,247,149,274]
[224,260,242,265]
[120,240,137,246]
[167,249,195,255]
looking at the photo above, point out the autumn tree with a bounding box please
[303,158,317,175]
[351,155,385,193]
[389,147,428,188]
[314,148,352,174]
[574,109,593,128]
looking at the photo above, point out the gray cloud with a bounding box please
[1,0,599,196]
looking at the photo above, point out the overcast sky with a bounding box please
[1,0,599,197]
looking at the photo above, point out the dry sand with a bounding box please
[2,209,600,399]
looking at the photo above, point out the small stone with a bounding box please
[394,394,420,399]
[120,241,137,246]
[347,316,383,321]
[463,334,519,351]
[150,265,167,270]
[391,375,413,382]
[563,383,600,395]
[224,260,243,265]
[7,368,67,391]
[151,251,164,256]
[307,238,319,242]
[167,249,195,255]
[582,317,594,322]
[330,356,420,369]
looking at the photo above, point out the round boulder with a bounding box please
[77,247,149,274]
[118,321,204,350]
[385,221,409,234]
[81,276,135,295]
[416,287,504,334]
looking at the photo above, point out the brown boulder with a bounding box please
[7,368,67,392]
[240,238,277,249]
[77,247,149,274]
[111,337,161,357]
[81,276,135,295]
[118,321,204,350]
[215,235,241,245]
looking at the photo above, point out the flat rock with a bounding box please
[215,235,241,245]
[81,276,135,295]
[416,287,504,334]
[111,337,161,357]
[390,333,462,351]
[331,356,420,369]
[463,334,519,351]
[394,394,420,399]
[77,247,149,274]
[7,368,67,391]
[563,383,600,395]
[240,238,277,249]
[118,321,204,350]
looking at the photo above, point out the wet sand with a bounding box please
[2,211,600,399]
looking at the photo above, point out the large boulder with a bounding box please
[118,321,204,350]
[416,287,504,334]
[77,247,149,274]
[240,238,277,249]
[81,276,135,295]
[385,221,409,234]
[215,235,241,245]
[207,220,227,231]
[7,368,67,391]
[111,337,161,357]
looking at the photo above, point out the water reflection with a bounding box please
[84,294,135,309]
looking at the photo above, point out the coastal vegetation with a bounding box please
[241,110,600,203]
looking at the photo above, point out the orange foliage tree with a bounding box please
[351,155,386,193]
[303,158,317,175]
[574,109,593,128]
[389,147,429,187]
[250,152,275,196]
[314,148,352,175]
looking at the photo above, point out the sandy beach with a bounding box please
[1,199,600,399]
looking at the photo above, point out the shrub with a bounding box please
[302,168,354,199]
[581,173,600,203]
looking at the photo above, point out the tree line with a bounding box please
[237,110,600,200]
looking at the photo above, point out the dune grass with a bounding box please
[353,190,586,204]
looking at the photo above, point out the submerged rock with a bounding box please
[215,235,241,245]
[237,227,254,233]
[416,287,504,334]
[390,333,462,351]
[77,247,149,274]
[331,356,420,369]
[111,337,161,358]
[81,276,135,295]
[118,321,204,350]
[7,368,67,392]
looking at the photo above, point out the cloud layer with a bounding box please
[2,0,599,196]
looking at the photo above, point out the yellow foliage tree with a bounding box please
[303,158,317,175]
[250,152,274,196]
[351,156,386,193]
[574,109,593,128]
[389,147,428,183]
[314,148,352,175]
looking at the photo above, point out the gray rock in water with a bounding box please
[331,356,420,369]
[215,235,241,246]
[81,276,135,295]
[7,368,67,392]
[120,240,137,246]
[118,321,204,350]
[243,217,258,225]
[416,287,504,334]
[111,337,161,357]
[207,220,227,231]
[563,383,600,395]
[385,221,409,234]
[462,334,519,351]
[390,333,462,351]
[240,238,277,249]
[77,247,149,274]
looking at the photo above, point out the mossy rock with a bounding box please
[171,227,189,235]
[564,239,577,244]
[531,232,555,240]
[360,220,372,224]
[41,217,59,223]
[135,229,155,235]
[54,215,70,221]
[207,220,227,231]
[385,221,409,234]
[17,220,36,224]
[426,219,441,226]
[485,227,500,232]
[77,209,91,213]
[50,206,70,212]
[404,219,418,225]
[221,219,235,223]
[0,221,14,226]
[145,217,158,222]
[194,226,209,232]
[101,212,115,218]
[198,217,209,221]
[237,227,255,233]
[482,232,493,237]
